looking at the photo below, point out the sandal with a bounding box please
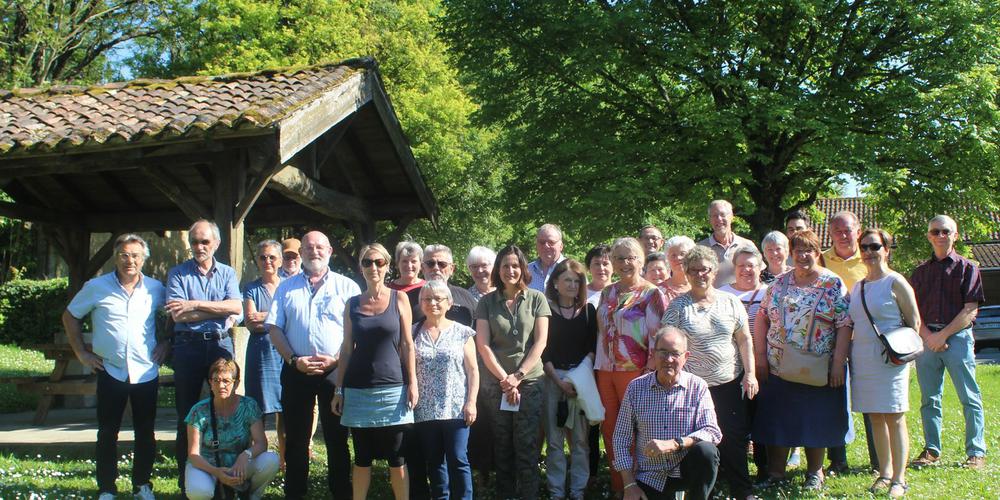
[889,481,908,498]
[868,476,892,493]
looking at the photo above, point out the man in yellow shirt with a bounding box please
[821,210,877,476]
[822,211,866,289]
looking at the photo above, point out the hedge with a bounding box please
[0,278,69,346]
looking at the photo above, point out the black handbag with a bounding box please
[860,279,923,365]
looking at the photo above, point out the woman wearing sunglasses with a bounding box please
[333,243,418,499]
[242,240,286,466]
[848,229,919,498]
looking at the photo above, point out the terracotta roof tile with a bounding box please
[972,243,1000,269]
[0,59,371,155]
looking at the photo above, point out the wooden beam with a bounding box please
[277,70,372,164]
[84,210,192,232]
[143,167,211,221]
[268,166,371,223]
[344,129,388,193]
[0,201,81,226]
[98,172,146,210]
[85,232,121,279]
[314,117,354,177]
[212,163,245,277]
[366,71,438,227]
[234,150,282,227]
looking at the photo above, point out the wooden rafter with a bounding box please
[143,167,211,221]
[268,165,371,224]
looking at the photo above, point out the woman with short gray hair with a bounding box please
[662,235,695,303]
[466,246,497,303]
[760,231,790,284]
[390,241,426,313]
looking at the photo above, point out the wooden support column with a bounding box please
[213,163,246,279]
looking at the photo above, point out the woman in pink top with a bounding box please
[595,237,667,497]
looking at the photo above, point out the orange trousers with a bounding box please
[597,369,642,493]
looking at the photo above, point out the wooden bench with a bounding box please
[1,343,174,425]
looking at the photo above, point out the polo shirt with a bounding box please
[528,255,567,292]
[698,233,756,287]
[822,247,866,290]
[166,258,242,333]
[475,288,552,381]
[265,269,361,357]
[67,272,165,383]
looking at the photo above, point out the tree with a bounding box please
[130,0,513,282]
[0,0,169,87]
[440,0,1000,244]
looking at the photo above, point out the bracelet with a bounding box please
[623,482,638,490]
[243,449,253,459]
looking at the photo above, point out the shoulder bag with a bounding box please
[860,279,923,365]
[775,274,831,387]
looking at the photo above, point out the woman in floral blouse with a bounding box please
[752,229,851,492]
[595,237,667,497]
[412,279,479,499]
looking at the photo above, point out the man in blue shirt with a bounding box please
[165,219,244,490]
[528,224,566,292]
[63,234,166,500]
[267,230,361,499]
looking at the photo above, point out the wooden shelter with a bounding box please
[0,57,437,294]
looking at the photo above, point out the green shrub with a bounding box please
[0,278,69,346]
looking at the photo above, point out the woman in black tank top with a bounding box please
[332,243,417,500]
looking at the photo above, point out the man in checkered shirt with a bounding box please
[613,326,722,500]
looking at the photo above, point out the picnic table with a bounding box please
[1,343,173,425]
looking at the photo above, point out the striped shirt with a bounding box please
[612,371,722,492]
[909,250,984,326]
[661,291,748,386]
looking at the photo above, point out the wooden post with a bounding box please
[213,163,246,280]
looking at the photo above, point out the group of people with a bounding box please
[64,200,986,500]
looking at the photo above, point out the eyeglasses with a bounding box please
[258,254,279,261]
[424,260,451,269]
[117,252,144,261]
[211,377,236,386]
[613,255,639,263]
[686,267,713,276]
[283,253,300,260]
[653,349,686,360]
[929,228,953,236]
[421,296,449,304]
[361,258,388,268]
[860,243,883,252]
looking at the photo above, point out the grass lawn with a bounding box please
[1,343,997,498]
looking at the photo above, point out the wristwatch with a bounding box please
[673,438,685,450]
[287,354,298,366]
[243,449,253,460]
[513,369,525,380]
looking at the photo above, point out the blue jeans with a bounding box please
[416,419,473,500]
[915,327,986,457]
[172,334,233,490]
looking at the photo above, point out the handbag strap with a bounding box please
[210,396,235,500]
[859,280,883,337]
[777,273,819,351]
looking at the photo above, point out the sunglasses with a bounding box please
[424,260,451,269]
[361,258,387,268]
[929,228,953,236]
[860,243,883,252]
[258,254,279,261]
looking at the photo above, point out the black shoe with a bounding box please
[826,461,849,476]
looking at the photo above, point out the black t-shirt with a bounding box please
[542,303,598,370]
[409,283,475,328]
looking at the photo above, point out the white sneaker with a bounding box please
[98,493,115,500]
[134,484,155,500]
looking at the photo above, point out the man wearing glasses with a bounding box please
[639,225,665,255]
[267,230,361,499]
[529,224,567,292]
[909,215,987,470]
[418,244,477,327]
[165,219,244,491]
[613,326,722,500]
[63,234,166,500]
[278,237,302,278]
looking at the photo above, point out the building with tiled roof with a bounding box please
[0,57,437,293]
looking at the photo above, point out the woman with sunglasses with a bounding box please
[333,243,418,500]
[661,245,757,500]
[848,229,919,498]
[242,240,286,466]
[595,237,667,498]
[185,358,280,499]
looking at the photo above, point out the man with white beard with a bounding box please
[267,231,361,499]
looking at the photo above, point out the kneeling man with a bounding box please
[613,326,722,500]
